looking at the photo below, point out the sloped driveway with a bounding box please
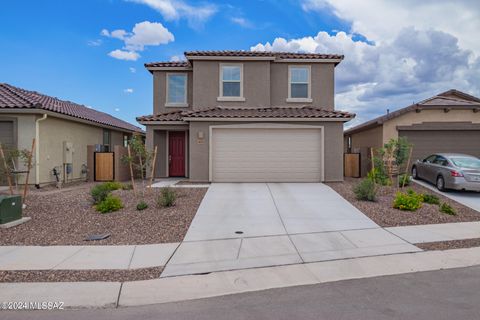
[162,183,420,277]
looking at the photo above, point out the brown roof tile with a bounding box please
[144,61,190,68]
[0,83,143,133]
[137,106,354,122]
[184,50,344,60]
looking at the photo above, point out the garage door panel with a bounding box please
[400,130,480,164]
[212,128,322,182]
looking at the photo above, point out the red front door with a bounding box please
[169,131,185,177]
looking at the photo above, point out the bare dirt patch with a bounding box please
[327,178,480,227]
[417,238,480,251]
[0,266,163,282]
[0,184,207,245]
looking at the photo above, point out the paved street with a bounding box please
[3,266,480,320]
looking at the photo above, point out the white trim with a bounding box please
[276,58,343,63]
[288,65,311,101]
[186,56,275,61]
[218,63,244,100]
[208,123,325,182]
[166,73,188,106]
[147,67,192,71]
[183,117,352,122]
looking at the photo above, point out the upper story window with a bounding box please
[218,63,245,101]
[287,66,312,102]
[166,73,188,107]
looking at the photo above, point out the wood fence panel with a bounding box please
[95,152,114,181]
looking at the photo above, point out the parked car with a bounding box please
[412,153,480,192]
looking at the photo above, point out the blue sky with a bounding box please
[1,0,479,128]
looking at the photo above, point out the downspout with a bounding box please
[35,114,48,188]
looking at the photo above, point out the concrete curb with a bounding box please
[1,246,480,309]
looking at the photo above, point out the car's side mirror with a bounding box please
[422,159,427,163]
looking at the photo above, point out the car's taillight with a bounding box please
[450,170,464,177]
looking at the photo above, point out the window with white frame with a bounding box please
[166,73,187,106]
[219,64,243,99]
[288,66,311,100]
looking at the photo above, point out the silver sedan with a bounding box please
[412,153,480,192]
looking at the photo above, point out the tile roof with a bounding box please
[184,50,344,60]
[0,83,143,133]
[344,89,480,135]
[137,106,354,122]
[144,61,190,68]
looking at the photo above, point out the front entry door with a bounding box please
[169,131,185,177]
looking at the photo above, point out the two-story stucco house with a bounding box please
[137,51,354,182]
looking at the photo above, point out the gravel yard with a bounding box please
[0,266,163,283]
[0,183,207,245]
[417,238,480,251]
[327,178,480,227]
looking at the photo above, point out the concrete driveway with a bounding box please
[162,183,420,277]
[414,180,480,212]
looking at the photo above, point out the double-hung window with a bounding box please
[288,66,312,102]
[166,73,187,107]
[218,64,244,101]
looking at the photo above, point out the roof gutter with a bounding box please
[35,113,47,187]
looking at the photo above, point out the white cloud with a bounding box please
[129,67,137,73]
[108,49,140,61]
[87,39,102,46]
[170,55,185,62]
[102,21,174,61]
[127,0,217,27]
[301,0,480,54]
[231,17,253,28]
[252,28,480,128]
[114,108,120,112]
[124,88,134,93]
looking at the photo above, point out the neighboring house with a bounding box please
[137,50,354,182]
[344,89,480,176]
[0,83,143,186]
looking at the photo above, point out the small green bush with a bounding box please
[90,182,123,204]
[353,178,377,201]
[440,202,456,215]
[398,174,411,187]
[423,194,440,205]
[367,167,391,186]
[158,187,177,207]
[136,201,148,211]
[96,194,124,213]
[121,183,133,190]
[393,189,423,211]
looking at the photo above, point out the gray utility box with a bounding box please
[0,195,22,224]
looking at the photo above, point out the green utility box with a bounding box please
[0,195,22,224]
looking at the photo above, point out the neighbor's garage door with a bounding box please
[399,129,480,163]
[0,120,15,185]
[211,128,322,182]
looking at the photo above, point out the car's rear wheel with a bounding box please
[412,166,418,180]
[436,175,446,191]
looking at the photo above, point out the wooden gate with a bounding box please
[344,153,361,178]
[94,152,114,181]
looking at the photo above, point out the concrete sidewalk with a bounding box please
[0,243,179,271]
[1,247,480,309]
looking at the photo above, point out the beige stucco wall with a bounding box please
[382,109,480,143]
[270,63,335,108]
[348,125,383,151]
[153,70,193,114]
[188,121,345,182]
[192,60,271,108]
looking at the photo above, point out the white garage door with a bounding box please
[211,127,323,182]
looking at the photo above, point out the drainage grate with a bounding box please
[235,231,244,235]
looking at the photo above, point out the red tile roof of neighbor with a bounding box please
[145,51,344,69]
[0,83,143,133]
[136,106,354,122]
[344,89,480,135]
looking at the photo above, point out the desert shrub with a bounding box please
[353,178,377,201]
[157,187,177,207]
[368,165,390,186]
[103,181,123,191]
[96,194,123,213]
[440,202,456,215]
[393,189,423,211]
[423,194,440,205]
[398,174,411,187]
[90,182,123,204]
[136,201,148,211]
